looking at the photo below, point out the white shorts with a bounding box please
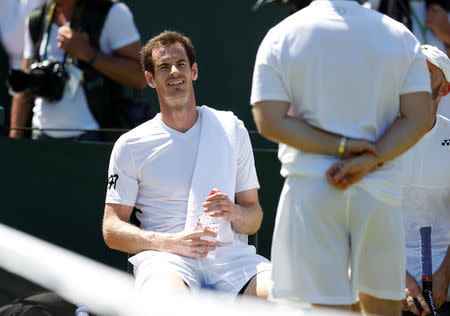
[270,176,405,304]
[130,243,271,296]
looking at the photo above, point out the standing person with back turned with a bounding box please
[401,45,450,316]
[102,31,271,297]
[9,0,146,141]
[251,1,433,315]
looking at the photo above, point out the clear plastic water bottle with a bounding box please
[75,307,90,316]
[194,189,220,240]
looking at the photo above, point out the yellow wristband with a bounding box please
[338,137,346,158]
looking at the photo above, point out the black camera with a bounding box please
[8,60,69,102]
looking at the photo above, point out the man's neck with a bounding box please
[160,104,199,133]
[428,100,439,131]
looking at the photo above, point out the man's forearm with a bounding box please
[9,92,32,138]
[103,213,165,254]
[373,92,433,163]
[427,4,450,45]
[90,52,146,89]
[231,202,263,235]
[253,101,380,159]
[436,245,450,284]
[253,101,343,156]
[435,24,450,46]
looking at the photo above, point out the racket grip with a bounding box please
[419,226,438,316]
[419,226,432,278]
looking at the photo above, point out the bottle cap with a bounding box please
[209,189,219,196]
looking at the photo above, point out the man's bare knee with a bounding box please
[243,270,271,298]
[359,291,401,316]
[141,270,188,294]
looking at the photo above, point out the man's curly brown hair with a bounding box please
[140,30,196,75]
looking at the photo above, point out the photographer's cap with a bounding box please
[421,45,450,82]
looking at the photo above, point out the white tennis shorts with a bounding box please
[130,243,271,296]
[270,176,405,304]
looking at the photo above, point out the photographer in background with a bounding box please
[0,0,46,136]
[367,0,449,57]
[9,0,146,141]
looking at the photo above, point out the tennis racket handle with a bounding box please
[419,226,433,277]
[422,281,438,316]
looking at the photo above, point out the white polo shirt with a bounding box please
[402,115,450,300]
[251,0,431,205]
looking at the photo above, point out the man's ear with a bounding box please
[441,82,450,97]
[145,71,156,88]
[192,63,198,81]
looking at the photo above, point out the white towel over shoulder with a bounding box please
[184,106,245,244]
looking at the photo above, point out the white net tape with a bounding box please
[0,224,353,316]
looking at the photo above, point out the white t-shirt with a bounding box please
[409,1,450,119]
[0,0,46,69]
[105,107,259,233]
[251,0,431,205]
[402,114,450,300]
[23,3,140,138]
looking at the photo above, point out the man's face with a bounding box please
[145,43,198,108]
[428,62,445,101]
[426,61,450,118]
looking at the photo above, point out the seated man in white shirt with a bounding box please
[401,45,450,316]
[102,30,271,297]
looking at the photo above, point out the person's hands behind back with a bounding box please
[325,152,380,190]
[341,138,379,159]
